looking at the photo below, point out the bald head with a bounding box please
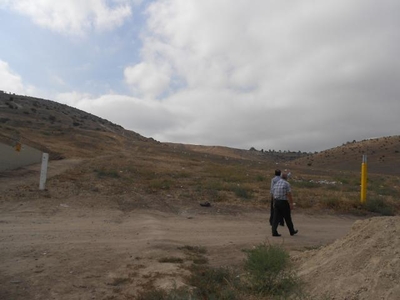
[281,173,288,180]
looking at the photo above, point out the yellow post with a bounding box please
[360,155,367,204]
[15,142,22,152]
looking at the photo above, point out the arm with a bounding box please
[270,178,274,195]
[287,192,294,210]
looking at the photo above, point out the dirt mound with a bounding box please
[296,216,400,299]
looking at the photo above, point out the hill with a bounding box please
[2,91,399,175]
[290,136,400,175]
[0,91,151,159]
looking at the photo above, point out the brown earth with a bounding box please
[295,216,400,300]
[1,160,362,300]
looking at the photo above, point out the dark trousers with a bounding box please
[272,200,295,235]
[269,196,284,226]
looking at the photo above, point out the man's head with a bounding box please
[281,173,288,180]
[275,169,281,176]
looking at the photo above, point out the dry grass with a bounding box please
[1,92,399,216]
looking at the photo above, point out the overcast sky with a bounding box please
[1,0,399,152]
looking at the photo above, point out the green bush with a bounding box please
[188,265,238,300]
[364,197,394,216]
[138,243,306,299]
[244,244,298,296]
[233,186,252,199]
[370,185,398,197]
[95,169,120,178]
[137,267,237,300]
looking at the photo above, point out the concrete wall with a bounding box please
[0,142,43,171]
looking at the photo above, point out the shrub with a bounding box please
[324,197,340,209]
[158,257,184,264]
[243,244,298,296]
[188,265,238,300]
[178,245,207,255]
[256,175,265,182]
[233,186,252,199]
[205,165,248,183]
[368,182,398,197]
[203,188,221,202]
[204,180,225,191]
[107,277,130,286]
[192,257,208,265]
[148,179,171,191]
[137,243,305,299]
[364,197,395,216]
[95,169,120,178]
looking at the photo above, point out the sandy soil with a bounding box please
[0,205,359,300]
[295,216,400,300]
[0,160,382,300]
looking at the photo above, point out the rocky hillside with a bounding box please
[291,136,400,175]
[0,91,152,159]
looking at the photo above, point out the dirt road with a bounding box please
[0,161,361,299]
[0,202,359,300]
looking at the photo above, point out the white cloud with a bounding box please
[120,0,400,151]
[0,60,24,93]
[1,0,134,35]
[0,60,36,95]
[124,62,171,98]
[55,92,180,136]
[56,91,93,107]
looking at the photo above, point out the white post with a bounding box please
[39,153,49,190]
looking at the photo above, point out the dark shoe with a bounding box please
[272,233,281,237]
[290,230,298,236]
